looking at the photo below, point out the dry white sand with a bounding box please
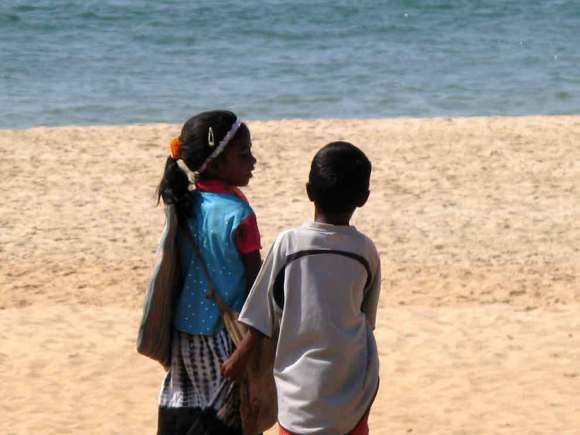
[1,116,579,434]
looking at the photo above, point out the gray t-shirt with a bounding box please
[238,221,381,434]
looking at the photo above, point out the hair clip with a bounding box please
[196,118,242,175]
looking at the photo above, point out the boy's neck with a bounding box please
[314,207,354,226]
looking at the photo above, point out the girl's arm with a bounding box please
[235,212,262,291]
[242,250,262,292]
[221,326,264,381]
[220,251,262,380]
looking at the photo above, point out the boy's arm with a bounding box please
[221,326,265,381]
[222,233,286,380]
[362,251,381,330]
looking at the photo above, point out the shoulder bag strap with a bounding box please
[179,220,233,317]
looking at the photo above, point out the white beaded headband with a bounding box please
[176,118,242,186]
[197,118,242,175]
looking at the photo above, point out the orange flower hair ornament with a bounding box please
[169,137,182,160]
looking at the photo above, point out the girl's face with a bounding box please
[212,136,256,187]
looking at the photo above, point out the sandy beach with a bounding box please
[1,116,579,434]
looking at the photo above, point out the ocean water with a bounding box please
[1,0,579,128]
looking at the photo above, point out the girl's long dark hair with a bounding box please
[156,110,248,222]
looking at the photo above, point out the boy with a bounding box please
[222,141,381,435]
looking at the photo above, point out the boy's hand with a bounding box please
[221,349,248,382]
[221,326,265,381]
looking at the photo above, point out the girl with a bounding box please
[155,110,261,435]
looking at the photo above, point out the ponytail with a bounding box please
[157,157,189,205]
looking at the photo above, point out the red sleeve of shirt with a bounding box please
[235,213,262,255]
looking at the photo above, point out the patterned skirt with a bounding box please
[158,329,242,435]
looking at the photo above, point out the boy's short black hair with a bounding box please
[308,141,371,213]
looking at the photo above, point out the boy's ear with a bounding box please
[357,190,370,207]
[306,182,315,202]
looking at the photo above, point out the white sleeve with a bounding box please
[238,232,286,337]
[361,243,381,330]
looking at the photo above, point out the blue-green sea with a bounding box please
[1,0,579,128]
